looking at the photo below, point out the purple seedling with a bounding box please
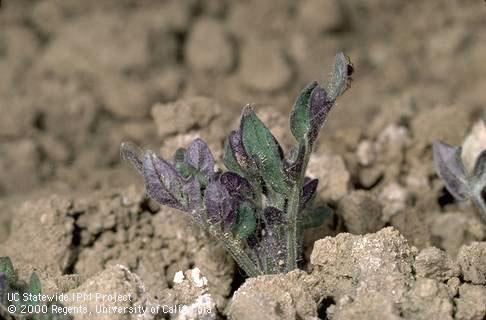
[121,53,352,276]
[432,140,486,220]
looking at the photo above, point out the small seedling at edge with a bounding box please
[121,53,353,277]
[432,138,486,221]
[0,256,71,320]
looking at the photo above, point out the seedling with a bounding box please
[432,139,486,221]
[121,53,352,277]
[0,257,71,320]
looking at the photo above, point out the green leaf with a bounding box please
[232,202,257,239]
[29,272,42,296]
[289,81,318,141]
[174,148,196,179]
[240,106,288,194]
[302,205,332,229]
[0,257,15,283]
[27,272,42,308]
[223,137,244,176]
[326,52,352,102]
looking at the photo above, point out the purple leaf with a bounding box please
[263,207,284,225]
[142,151,183,210]
[473,149,486,180]
[308,85,333,144]
[228,130,255,170]
[284,141,306,180]
[300,178,318,211]
[205,181,236,229]
[471,150,486,220]
[432,140,470,201]
[220,172,253,198]
[149,151,183,192]
[183,177,202,214]
[186,138,215,178]
[120,142,143,174]
[246,234,259,249]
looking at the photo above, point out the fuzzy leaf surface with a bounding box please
[220,172,253,199]
[327,52,352,101]
[120,142,144,174]
[263,206,285,226]
[232,202,257,239]
[432,140,470,200]
[289,81,318,141]
[142,152,183,209]
[182,177,202,213]
[29,272,42,304]
[223,133,244,175]
[174,148,196,179]
[308,85,332,144]
[186,138,215,178]
[225,130,260,176]
[285,140,307,180]
[205,181,236,229]
[0,257,15,283]
[300,178,318,211]
[240,107,288,194]
[471,150,486,219]
[473,149,486,180]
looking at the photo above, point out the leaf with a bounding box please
[120,142,144,175]
[232,202,257,239]
[142,151,184,209]
[271,135,285,160]
[174,148,196,179]
[219,172,253,199]
[284,140,307,180]
[300,178,318,211]
[223,133,244,175]
[473,149,486,180]
[327,52,352,102]
[240,106,288,194]
[0,257,15,283]
[205,181,236,229]
[246,234,259,249]
[432,140,470,201]
[308,85,333,144]
[263,207,285,226]
[225,130,259,175]
[302,205,332,229]
[289,81,318,141]
[182,177,202,213]
[29,272,42,296]
[186,138,215,178]
[471,150,486,220]
[0,272,7,304]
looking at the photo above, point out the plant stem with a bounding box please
[286,183,301,271]
[472,190,486,221]
[286,142,312,272]
[213,229,263,277]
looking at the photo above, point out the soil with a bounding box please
[1,1,486,319]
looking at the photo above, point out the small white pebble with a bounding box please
[376,124,409,149]
[190,267,208,288]
[173,271,185,284]
[357,140,376,166]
